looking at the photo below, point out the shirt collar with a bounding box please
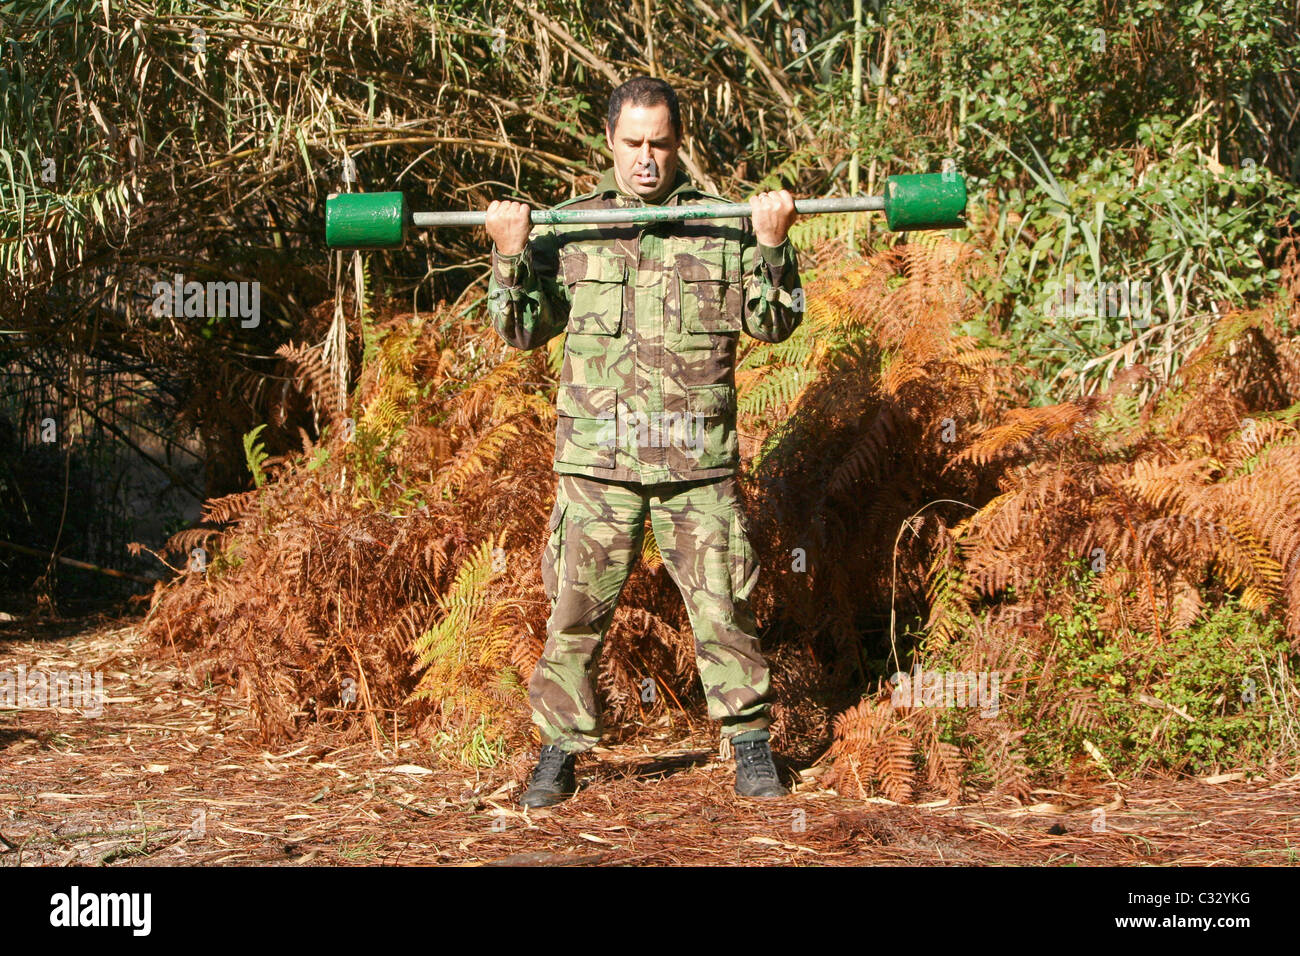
[596,165,697,206]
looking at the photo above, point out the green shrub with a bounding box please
[1017,595,1296,778]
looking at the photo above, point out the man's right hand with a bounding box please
[485,199,532,256]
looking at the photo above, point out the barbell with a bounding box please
[325,172,967,249]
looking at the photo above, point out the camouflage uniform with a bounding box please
[487,165,803,753]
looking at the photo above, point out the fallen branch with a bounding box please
[0,539,163,585]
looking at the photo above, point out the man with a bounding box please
[484,76,802,808]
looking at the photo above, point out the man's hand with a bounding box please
[750,189,798,247]
[486,199,532,256]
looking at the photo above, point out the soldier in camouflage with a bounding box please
[484,76,803,807]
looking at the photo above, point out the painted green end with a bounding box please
[882,173,967,231]
[325,191,408,249]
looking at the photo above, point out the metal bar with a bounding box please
[411,195,885,228]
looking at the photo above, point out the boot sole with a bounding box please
[736,788,789,799]
[519,790,576,808]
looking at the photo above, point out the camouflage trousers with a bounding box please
[532,472,773,753]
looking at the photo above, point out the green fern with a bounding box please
[739,363,817,417]
[546,331,566,379]
[356,254,379,366]
[788,210,871,251]
[642,523,662,569]
[1093,392,1143,438]
[741,324,818,370]
[242,423,269,488]
[1233,432,1300,477]
[407,537,525,741]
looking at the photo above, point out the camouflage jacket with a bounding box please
[486,165,803,483]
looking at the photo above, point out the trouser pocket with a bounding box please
[728,503,760,603]
[541,497,567,605]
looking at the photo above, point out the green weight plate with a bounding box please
[326,191,408,249]
[883,174,967,231]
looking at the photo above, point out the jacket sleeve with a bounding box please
[740,225,804,343]
[486,224,569,351]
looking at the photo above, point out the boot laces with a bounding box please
[535,745,572,779]
[736,741,778,781]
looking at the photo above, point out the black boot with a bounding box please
[520,744,578,808]
[733,738,788,798]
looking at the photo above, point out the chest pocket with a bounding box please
[563,251,627,336]
[676,245,743,336]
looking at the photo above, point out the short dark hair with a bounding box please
[607,76,682,142]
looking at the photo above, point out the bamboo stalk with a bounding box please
[643,0,656,76]
[688,0,834,176]
[865,25,892,250]
[849,0,864,251]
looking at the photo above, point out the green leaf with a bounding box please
[242,423,269,488]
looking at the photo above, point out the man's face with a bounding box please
[606,102,680,202]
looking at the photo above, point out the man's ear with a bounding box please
[605,124,613,152]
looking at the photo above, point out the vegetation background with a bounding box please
[3,0,1299,799]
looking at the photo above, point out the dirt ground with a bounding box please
[2,615,1298,867]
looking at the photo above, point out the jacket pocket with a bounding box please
[563,250,627,336]
[677,246,742,338]
[685,382,738,470]
[555,382,618,469]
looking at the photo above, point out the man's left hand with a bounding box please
[750,189,798,247]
